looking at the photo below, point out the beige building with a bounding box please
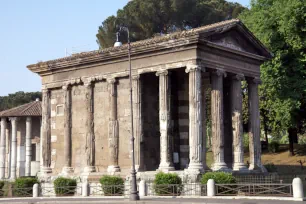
[26,19,271,181]
[0,100,41,179]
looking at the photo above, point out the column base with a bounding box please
[233,163,249,172]
[187,162,204,173]
[211,162,231,172]
[158,162,175,172]
[107,165,120,174]
[41,167,52,174]
[62,166,74,174]
[84,166,96,173]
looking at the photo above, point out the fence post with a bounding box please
[82,182,89,197]
[139,180,147,197]
[33,183,39,198]
[292,177,304,199]
[207,179,215,197]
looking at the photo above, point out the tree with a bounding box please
[239,0,306,155]
[0,91,42,111]
[96,0,245,48]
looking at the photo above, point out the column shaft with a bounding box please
[107,78,120,173]
[132,75,143,171]
[248,78,264,171]
[84,82,96,173]
[62,85,74,174]
[41,88,52,174]
[25,117,32,176]
[157,70,174,171]
[10,117,18,179]
[231,75,248,172]
[186,65,204,172]
[0,118,7,179]
[211,70,228,171]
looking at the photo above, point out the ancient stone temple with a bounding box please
[0,100,41,179]
[26,19,272,180]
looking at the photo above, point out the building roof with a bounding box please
[0,100,42,117]
[27,19,272,72]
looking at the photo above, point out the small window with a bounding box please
[56,105,64,116]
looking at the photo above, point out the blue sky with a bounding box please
[0,0,250,96]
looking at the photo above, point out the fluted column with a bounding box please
[107,78,120,173]
[156,70,174,172]
[10,117,18,180]
[62,85,74,174]
[41,88,52,174]
[186,65,204,172]
[0,118,7,179]
[210,70,229,171]
[25,117,32,176]
[231,74,248,172]
[132,75,144,171]
[248,78,265,172]
[84,81,96,173]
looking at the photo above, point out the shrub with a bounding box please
[201,172,236,184]
[53,177,77,196]
[269,141,280,153]
[264,163,277,172]
[99,175,124,196]
[0,181,5,196]
[13,177,39,197]
[154,172,182,196]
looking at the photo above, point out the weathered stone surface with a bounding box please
[0,118,7,179]
[156,70,174,172]
[10,117,18,179]
[211,70,229,171]
[231,74,248,172]
[25,117,32,176]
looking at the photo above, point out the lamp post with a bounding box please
[115,27,140,201]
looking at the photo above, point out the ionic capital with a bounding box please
[185,65,204,73]
[107,77,116,84]
[132,74,140,81]
[9,117,19,122]
[62,85,70,91]
[41,87,49,94]
[232,74,245,81]
[211,69,227,77]
[156,70,168,76]
[248,77,262,85]
[26,117,32,122]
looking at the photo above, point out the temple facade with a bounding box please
[24,19,271,181]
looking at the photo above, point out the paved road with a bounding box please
[0,197,302,204]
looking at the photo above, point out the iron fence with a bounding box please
[235,174,306,184]
[147,183,207,196]
[0,187,33,198]
[40,185,82,197]
[216,184,293,197]
[89,184,130,197]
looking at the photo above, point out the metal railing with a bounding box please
[40,186,82,197]
[147,184,207,196]
[0,187,33,198]
[89,184,130,197]
[216,184,293,197]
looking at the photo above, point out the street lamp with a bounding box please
[114,27,140,201]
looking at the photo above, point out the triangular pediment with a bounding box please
[201,23,272,58]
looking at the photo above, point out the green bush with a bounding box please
[154,172,182,196]
[99,175,124,196]
[13,177,39,197]
[53,177,77,196]
[201,172,236,184]
[269,141,280,153]
[0,181,5,196]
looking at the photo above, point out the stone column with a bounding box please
[248,78,264,171]
[211,70,229,171]
[231,74,248,172]
[41,88,52,174]
[62,85,74,174]
[186,65,204,172]
[25,117,32,176]
[132,75,144,171]
[84,81,96,173]
[107,78,120,173]
[156,70,174,172]
[0,118,7,179]
[10,117,18,180]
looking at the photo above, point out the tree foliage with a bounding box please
[96,0,245,48]
[0,91,41,112]
[239,0,306,154]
